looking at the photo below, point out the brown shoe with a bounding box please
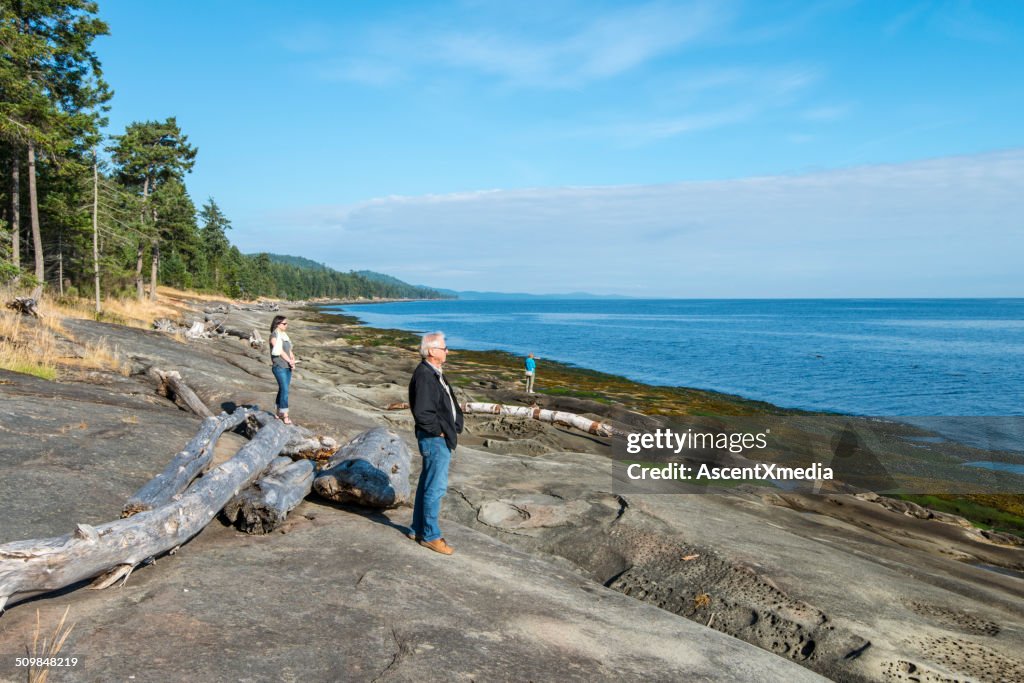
[419,537,454,555]
[406,531,421,542]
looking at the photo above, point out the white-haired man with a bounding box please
[407,331,464,555]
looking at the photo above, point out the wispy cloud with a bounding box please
[580,65,821,144]
[430,1,730,87]
[284,1,734,89]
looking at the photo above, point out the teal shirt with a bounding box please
[525,357,536,372]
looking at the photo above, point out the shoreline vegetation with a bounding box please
[311,302,1024,540]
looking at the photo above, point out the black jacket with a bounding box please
[409,360,464,451]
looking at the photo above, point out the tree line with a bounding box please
[0,1,446,304]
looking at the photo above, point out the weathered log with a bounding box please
[461,402,624,437]
[313,428,411,508]
[0,415,294,611]
[184,320,209,339]
[146,366,214,418]
[222,456,314,534]
[122,407,257,517]
[249,329,265,349]
[5,297,39,317]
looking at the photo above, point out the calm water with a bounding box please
[331,299,1024,417]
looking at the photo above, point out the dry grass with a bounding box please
[27,606,74,683]
[65,336,132,377]
[0,284,262,381]
[0,310,59,380]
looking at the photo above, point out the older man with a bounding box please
[408,331,464,555]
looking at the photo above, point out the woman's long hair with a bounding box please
[270,315,287,335]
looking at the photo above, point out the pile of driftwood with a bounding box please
[5,297,39,318]
[202,301,280,315]
[0,401,413,615]
[153,316,266,348]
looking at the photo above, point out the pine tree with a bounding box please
[0,1,110,294]
[108,117,196,299]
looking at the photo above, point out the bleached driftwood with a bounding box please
[153,318,178,333]
[314,428,411,508]
[222,456,314,534]
[6,297,39,317]
[147,366,214,418]
[184,321,210,340]
[122,407,257,517]
[0,415,293,612]
[461,402,624,437]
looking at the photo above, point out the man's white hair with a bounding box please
[420,331,446,358]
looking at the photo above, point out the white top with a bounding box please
[271,330,291,356]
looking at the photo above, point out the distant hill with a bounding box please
[248,254,450,300]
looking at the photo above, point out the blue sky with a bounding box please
[96,1,1023,296]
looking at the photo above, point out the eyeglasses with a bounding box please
[434,346,448,352]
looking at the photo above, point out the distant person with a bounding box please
[408,331,464,555]
[270,315,296,424]
[524,353,537,393]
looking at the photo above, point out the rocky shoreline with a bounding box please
[1,295,1022,682]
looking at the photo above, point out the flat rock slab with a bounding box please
[440,446,1024,682]
[0,504,825,682]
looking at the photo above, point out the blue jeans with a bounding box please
[412,429,451,542]
[272,365,291,412]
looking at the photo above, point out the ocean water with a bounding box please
[330,299,1024,417]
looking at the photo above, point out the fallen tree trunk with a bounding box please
[222,456,314,534]
[314,428,411,508]
[122,407,257,517]
[147,366,214,418]
[461,402,624,437]
[0,414,293,613]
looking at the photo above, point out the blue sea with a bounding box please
[330,299,1024,417]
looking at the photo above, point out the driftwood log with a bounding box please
[386,400,624,437]
[5,297,39,317]
[461,402,624,437]
[0,415,293,613]
[314,428,411,508]
[122,407,257,517]
[222,456,314,534]
[146,366,214,418]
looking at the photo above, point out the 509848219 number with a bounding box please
[14,657,79,667]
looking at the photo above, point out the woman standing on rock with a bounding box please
[270,315,296,424]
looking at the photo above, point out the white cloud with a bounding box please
[250,149,1024,297]
[432,1,728,87]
